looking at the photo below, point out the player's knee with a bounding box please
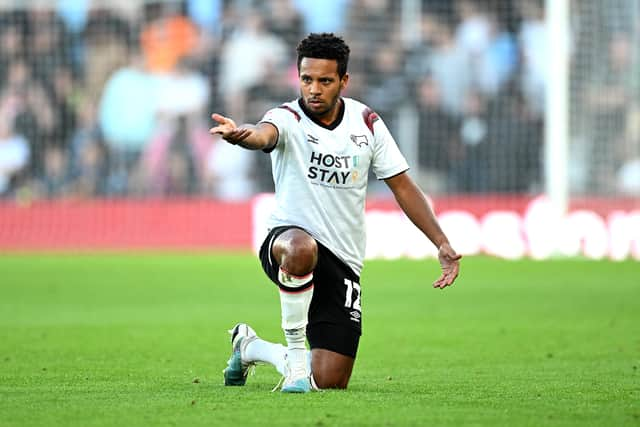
[312,371,350,390]
[273,229,318,275]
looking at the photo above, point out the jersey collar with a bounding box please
[298,97,345,130]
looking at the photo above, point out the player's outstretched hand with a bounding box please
[210,113,252,145]
[433,242,462,289]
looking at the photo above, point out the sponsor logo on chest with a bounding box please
[307,150,362,187]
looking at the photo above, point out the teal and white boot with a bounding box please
[223,323,258,386]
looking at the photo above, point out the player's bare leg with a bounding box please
[272,228,317,393]
[311,349,354,389]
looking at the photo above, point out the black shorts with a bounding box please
[259,226,362,358]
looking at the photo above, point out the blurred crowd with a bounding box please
[0,0,638,201]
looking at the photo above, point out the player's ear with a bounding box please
[340,73,349,91]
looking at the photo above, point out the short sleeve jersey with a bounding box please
[260,97,409,275]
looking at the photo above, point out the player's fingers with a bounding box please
[434,268,458,289]
[433,274,446,288]
[211,113,228,124]
[443,265,459,282]
[443,274,456,287]
[212,114,239,130]
[448,263,460,278]
[445,269,460,286]
[437,279,451,289]
[442,271,455,285]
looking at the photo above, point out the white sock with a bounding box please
[244,338,287,376]
[284,328,307,378]
[244,339,312,378]
[279,286,314,379]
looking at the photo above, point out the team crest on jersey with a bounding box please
[350,135,368,147]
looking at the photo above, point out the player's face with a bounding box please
[299,58,349,122]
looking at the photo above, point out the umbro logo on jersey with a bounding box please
[307,134,319,144]
[350,135,368,147]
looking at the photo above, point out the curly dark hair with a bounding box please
[296,33,351,77]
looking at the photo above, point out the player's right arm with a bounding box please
[209,113,278,151]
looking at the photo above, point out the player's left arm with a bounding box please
[384,172,462,288]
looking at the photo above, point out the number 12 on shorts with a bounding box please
[343,278,362,311]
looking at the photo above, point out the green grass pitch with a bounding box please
[0,253,638,426]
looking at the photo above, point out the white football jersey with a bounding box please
[260,97,409,275]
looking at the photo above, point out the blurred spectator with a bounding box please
[404,11,441,84]
[455,0,492,58]
[143,60,211,196]
[24,82,63,146]
[0,12,27,86]
[346,0,396,71]
[517,0,547,116]
[8,66,60,176]
[140,2,199,74]
[425,17,472,116]
[455,1,517,98]
[244,61,298,193]
[154,61,209,119]
[185,0,224,99]
[415,76,460,193]
[0,90,30,196]
[616,159,640,196]
[3,58,30,91]
[583,33,635,193]
[56,0,90,77]
[205,134,255,201]
[98,48,157,195]
[292,0,351,34]
[193,37,224,124]
[617,53,640,195]
[264,0,304,51]
[144,115,206,196]
[219,11,287,120]
[486,88,542,192]
[245,62,297,123]
[57,0,90,34]
[35,145,72,198]
[68,100,108,198]
[26,8,72,84]
[72,134,108,197]
[186,0,222,36]
[45,66,78,148]
[363,42,409,134]
[100,0,144,22]
[451,92,490,192]
[83,8,131,102]
[474,16,518,96]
